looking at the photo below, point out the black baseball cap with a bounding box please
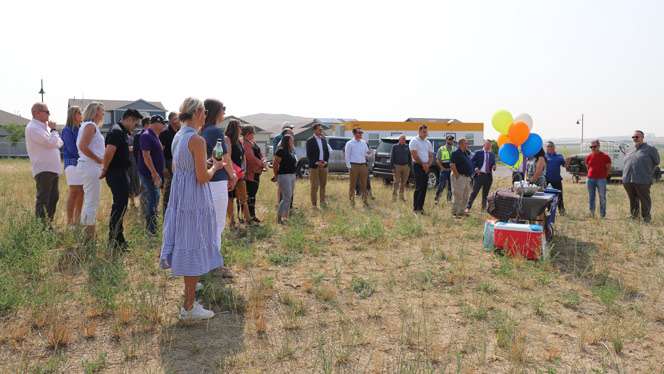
[446,135,455,140]
[150,115,165,124]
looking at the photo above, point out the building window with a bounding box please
[103,112,112,125]
[465,134,474,145]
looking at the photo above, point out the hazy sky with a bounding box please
[1,0,662,140]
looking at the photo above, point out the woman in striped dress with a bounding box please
[160,97,226,320]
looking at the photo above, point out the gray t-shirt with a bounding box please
[622,143,660,184]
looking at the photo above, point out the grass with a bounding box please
[0,159,663,372]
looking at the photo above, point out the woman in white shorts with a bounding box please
[62,106,84,228]
[76,102,106,240]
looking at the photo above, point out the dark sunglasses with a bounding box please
[40,110,50,114]
[589,145,598,149]
[631,136,640,139]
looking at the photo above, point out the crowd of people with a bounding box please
[24,100,660,320]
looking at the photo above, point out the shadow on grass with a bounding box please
[551,234,645,302]
[159,274,246,372]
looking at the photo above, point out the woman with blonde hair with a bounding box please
[160,97,226,320]
[62,105,84,228]
[76,101,105,239]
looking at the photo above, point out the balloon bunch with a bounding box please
[492,110,543,167]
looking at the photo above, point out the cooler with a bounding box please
[494,222,548,260]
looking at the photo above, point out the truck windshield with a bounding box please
[376,141,396,154]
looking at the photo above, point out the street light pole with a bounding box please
[38,79,45,103]
[576,114,584,144]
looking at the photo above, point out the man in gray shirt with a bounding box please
[622,130,660,222]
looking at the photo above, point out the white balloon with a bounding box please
[515,113,534,131]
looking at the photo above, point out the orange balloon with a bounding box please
[508,121,530,146]
[497,133,510,147]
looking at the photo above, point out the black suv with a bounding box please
[373,136,479,189]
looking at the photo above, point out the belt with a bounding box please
[350,162,366,165]
[395,163,408,165]
[479,171,490,174]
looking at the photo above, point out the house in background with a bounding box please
[219,115,271,156]
[0,109,31,157]
[68,98,167,135]
[293,118,357,146]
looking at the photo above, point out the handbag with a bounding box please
[232,162,245,180]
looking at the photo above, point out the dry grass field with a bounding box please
[0,158,663,374]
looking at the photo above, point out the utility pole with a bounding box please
[576,114,584,144]
[38,79,45,103]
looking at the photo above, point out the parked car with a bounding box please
[373,136,481,189]
[292,136,375,178]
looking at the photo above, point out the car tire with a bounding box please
[297,162,309,178]
[427,170,439,189]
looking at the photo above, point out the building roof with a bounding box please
[68,98,166,111]
[405,117,461,123]
[218,116,268,133]
[0,109,30,126]
[239,113,314,136]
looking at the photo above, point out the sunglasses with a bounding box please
[589,145,598,149]
[631,136,640,139]
[40,110,50,114]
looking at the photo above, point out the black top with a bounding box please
[105,122,131,170]
[450,148,473,176]
[133,129,144,162]
[275,148,297,174]
[230,140,244,168]
[305,135,330,169]
[390,143,412,168]
[159,125,178,172]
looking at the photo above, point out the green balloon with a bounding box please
[492,110,513,135]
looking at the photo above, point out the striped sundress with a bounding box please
[159,127,224,276]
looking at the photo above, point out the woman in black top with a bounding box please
[225,120,251,226]
[272,134,297,224]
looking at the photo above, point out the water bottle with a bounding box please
[213,138,224,161]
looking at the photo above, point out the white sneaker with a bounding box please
[179,301,215,320]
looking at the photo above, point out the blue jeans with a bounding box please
[586,177,607,217]
[138,173,161,233]
[435,169,452,201]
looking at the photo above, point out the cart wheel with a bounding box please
[574,175,579,183]
[545,223,554,242]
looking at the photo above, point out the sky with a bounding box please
[1,0,662,140]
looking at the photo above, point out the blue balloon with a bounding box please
[521,133,543,158]
[499,143,520,166]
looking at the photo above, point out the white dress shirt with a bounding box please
[409,136,433,163]
[344,138,370,168]
[480,150,490,173]
[315,135,324,161]
[25,118,63,177]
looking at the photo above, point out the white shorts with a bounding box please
[65,164,83,185]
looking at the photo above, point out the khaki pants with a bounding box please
[349,164,368,203]
[392,164,410,199]
[309,166,328,206]
[451,174,471,215]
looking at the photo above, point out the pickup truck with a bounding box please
[291,136,375,178]
[567,141,662,183]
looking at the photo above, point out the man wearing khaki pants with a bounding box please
[344,127,371,206]
[449,138,473,218]
[306,123,330,207]
[390,134,411,201]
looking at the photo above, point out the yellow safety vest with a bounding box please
[439,145,456,161]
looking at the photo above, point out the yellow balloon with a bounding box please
[492,110,513,135]
[511,152,524,171]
